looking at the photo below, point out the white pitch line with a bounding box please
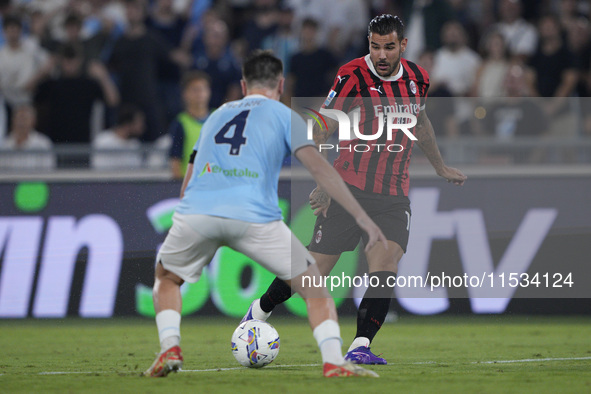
[38,372,98,375]
[474,356,591,364]
[12,356,589,376]
[181,363,320,372]
[183,356,591,372]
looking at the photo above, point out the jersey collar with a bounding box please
[364,54,404,82]
[244,94,269,99]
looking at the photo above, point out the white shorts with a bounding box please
[157,213,314,283]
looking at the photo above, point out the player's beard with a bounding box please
[374,50,401,78]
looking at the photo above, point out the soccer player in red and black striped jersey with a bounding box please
[242,15,467,365]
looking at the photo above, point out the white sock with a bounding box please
[156,309,181,353]
[160,335,180,353]
[313,319,345,365]
[347,336,370,352]
[251,299,272,321]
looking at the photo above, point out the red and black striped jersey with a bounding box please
[322,55,429,196]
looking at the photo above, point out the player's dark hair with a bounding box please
[116,104,143,126]
[368,14,404,41]
[242,50,283,89]
[181,70,211,91]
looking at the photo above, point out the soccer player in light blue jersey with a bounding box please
[144,51,386,378]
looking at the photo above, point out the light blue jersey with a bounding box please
[176,94,312,223]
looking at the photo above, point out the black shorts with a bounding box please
[308,185,411,255]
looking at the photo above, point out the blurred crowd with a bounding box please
[0,0,591,173]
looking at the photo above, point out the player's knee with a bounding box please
[367,241,403,273]
[156,261,184,286]
[367,251,400,272]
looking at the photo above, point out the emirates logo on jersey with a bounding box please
[410,81,417,94]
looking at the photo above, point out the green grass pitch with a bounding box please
[0,316,589,393]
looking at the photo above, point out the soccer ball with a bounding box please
[231,319,280,368]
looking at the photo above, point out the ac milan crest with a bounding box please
[315,230,322,243]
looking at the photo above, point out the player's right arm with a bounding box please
[415,109,467,185]
[309,67,357,215]
[295,145,387,252]
[309,115,338,217]
[312,115,339,158]
[314,67,357,154]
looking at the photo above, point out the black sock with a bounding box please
[355,271,396,343]
[259,277,293,313]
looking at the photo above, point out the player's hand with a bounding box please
[438,166,467,186]
[309,187,331,217]
[356,216,388,253]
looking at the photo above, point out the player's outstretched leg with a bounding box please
[144,262,184,377]
[289,264,379,378]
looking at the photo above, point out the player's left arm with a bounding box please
[414,109,467,186]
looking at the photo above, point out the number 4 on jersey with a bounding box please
[214,110,250,155]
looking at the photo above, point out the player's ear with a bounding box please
[400,37,408,53]
[240,79,247,97]
[278,77,285,97]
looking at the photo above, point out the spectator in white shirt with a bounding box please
[91,104,145,170]
[431,20,481,96]
[0,14,49,110]
[493,0,538,60]
[472,30,510,98]
[0,105,55,170]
